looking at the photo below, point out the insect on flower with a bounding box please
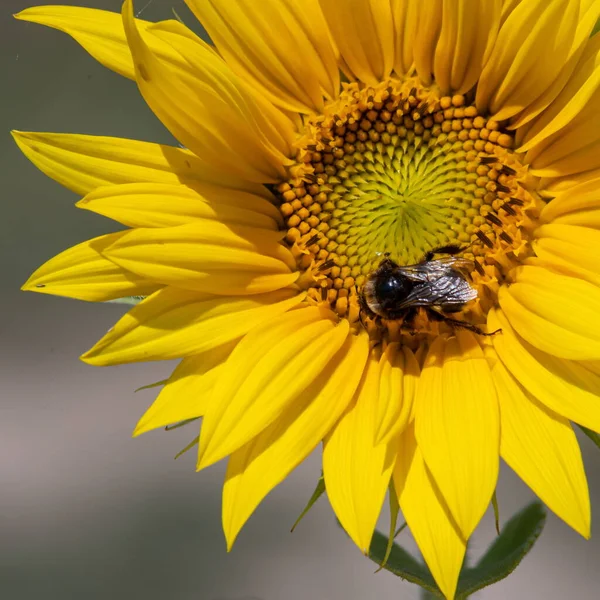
[360,245,501,336]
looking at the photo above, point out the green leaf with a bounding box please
[165,417,200,431]
[456,502,546,599]
[134,379,167,393]
[577,423,600,449]
[171,7,184,23]
[174,436,199,459]
[394,521,408,539]
[291,475,325,532]
[105,295,146,305]
[367,529,442,597]
[375,484,401,572]
[491,491,500,535]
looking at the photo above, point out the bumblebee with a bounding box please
[360,245,499,336]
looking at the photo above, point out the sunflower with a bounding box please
[14,0,600,597]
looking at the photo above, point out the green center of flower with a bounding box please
[277,79,539,333]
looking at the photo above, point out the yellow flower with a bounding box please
[14,1,600,597]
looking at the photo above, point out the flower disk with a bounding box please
[15,1,600,598]
[278,79,536,331]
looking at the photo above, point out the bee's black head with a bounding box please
[374,274,413,306]
[375,275,410,301]
[362,268,415,319]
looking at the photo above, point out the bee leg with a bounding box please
[358,289,378,331]
[399,307,419,335]
[425,308,501,337]
[424,244,470,262]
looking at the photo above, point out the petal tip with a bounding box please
[11,130,27,147]
[75,197,90,209]
[196,441,225,472]
[21,277,36,292]
[224,533,236,553]
[195,451,212,472]
[79,348,104,366]
[131,422,146,438]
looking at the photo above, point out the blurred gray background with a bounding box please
[2,1,599,598]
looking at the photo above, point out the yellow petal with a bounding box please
[489,307,600,431]
[77,182,280,230]
[121,0,293,183]
[540,176,600,226]
[510,0,600,134]
[391,0,417,75]
[415,331,499,539]
[81,287,305,365]
[198,307,348,469]
[532,225,600,286]
[476,0,578,122]
[499,265,600,360]
[375,343,419,445]
[415,0,502,94]
[518,29,600,151]
[134,342,235,436]
[539,167,600,197]
[185,0,339,113]
[11,131,265,197]
[529,128,600,179]
[14,5,183,80]
[490,353,590,538]
[527,53,600,177]
[319,0,394,85]
[222,332,369,549]
[147,17,296,156]
[500,0,522,24]
[323,353,397,553]
[393,425,466,600]
[21,232,159,301]
[99,220,298,295]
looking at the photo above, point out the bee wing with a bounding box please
[395,257,473,282]
[394,263,441,282]
[394,274,478,310]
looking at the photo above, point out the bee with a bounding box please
[359,245,499,336]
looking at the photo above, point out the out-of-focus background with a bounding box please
[2,1,599,598]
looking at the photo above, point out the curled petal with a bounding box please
[13,5,181,80]
[121,0,294,183]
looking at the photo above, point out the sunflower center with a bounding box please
[276,79,540,336]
